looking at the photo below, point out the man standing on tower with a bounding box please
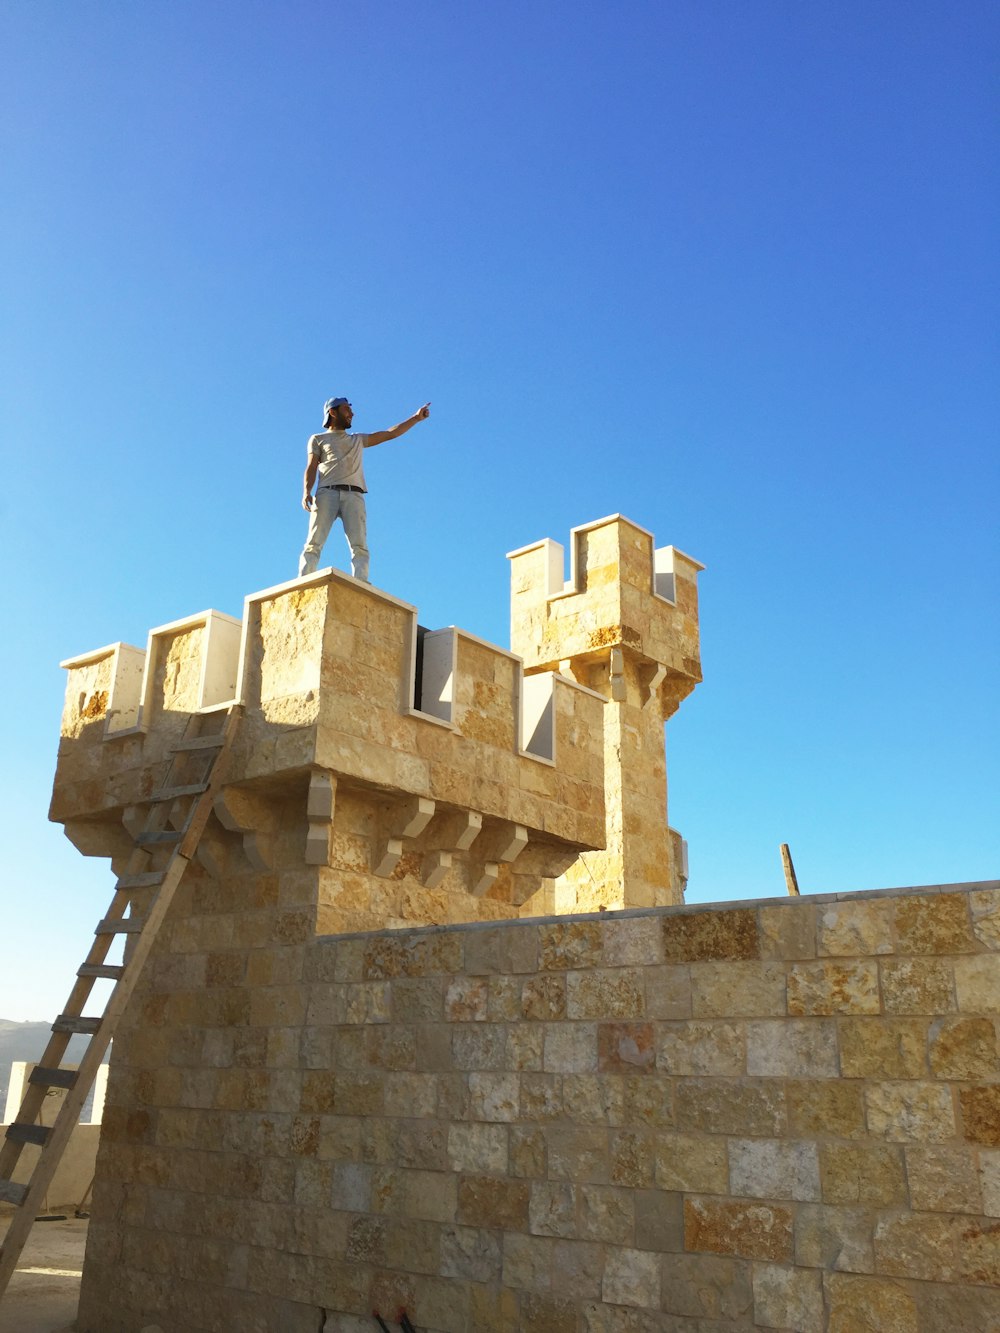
[298,396,431,580]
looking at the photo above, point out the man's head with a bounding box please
[324,397,353,429]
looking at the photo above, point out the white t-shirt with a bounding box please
[308,429,371,492]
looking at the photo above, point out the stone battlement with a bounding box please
[51,516,703,931]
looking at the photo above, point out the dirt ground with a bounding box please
[0,1213,85,1333]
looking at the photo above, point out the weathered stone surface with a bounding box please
[657,1020,744,1076]
[819,1142,907,1205]
[468,1072,519,1122]
[529,1181,577,1237]
[788,1079,867,1139]
[439,1224,502,1282]
[746,1018,838,1078]
[960,1086,1000,1146]
[913,1281,1000,1333]
[458,1174,529,1229]
[684,1197,794,1262]
[906,1145,982,1214]
[579,1185,634,1243]
[874,1211,960,1282]
[818,900,893,957]
[865,1082,956,1142]
[662,909,760,962]
[642,965,692,1020]
[655,1132,729,1195]
[959,1217,1000,1286]
[544,1023,598,1073]
[787,960,880,1015]
[893,893,978,955]
[522,975,567,1021]
[795,1204,875,1273]
[540,921,604,971]
[928,1016,999,1079]
[689,961,787,1017]
[601,1248,661,1309]
[752,1262,824,1331]
[955,954,1000,1013]
[882,958,956,1014]
[567,967,645,1019]
[658,1252,753,1320]
[840,1017,928,1079]
[980,1150,1000,1217]
[675,1078,786,1137]
[758,902,816,961]
[970,889,1000,950]
[447,1122,508,1173]
[825,1273,918,1333]
[598,1022,656,1073]
[729,1137,820,1202]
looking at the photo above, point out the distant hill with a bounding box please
[0,1020,99,1121]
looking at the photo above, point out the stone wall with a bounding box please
[76,880,1000,1332]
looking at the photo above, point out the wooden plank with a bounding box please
[151,783,208,802]
[51,1016,102,1036]
[0,1179,28,1205]
[170,735,224,752]
[5,1125,49,1148]
[28,1068,78,1091]
[77,963,125,980]
[95,917,144,935]
[115,871,166,890]
[134,829,184,847]
[780,843,800,896]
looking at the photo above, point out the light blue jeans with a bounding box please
[299,486,370,581]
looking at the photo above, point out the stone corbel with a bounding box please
[373,796,435,878]
[419,809,482,889]
[213,786,277,871]
[305,770,337,866]
[63,817,134,865]
[470,820,528,897]
[195,824,231,879]
[609,647,627,703]
[508,842,582,906]
[639,662,667,711]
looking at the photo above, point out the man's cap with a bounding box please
[324,396,349,421]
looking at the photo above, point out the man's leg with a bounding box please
[299,488,339,576]
[340,492,370,582]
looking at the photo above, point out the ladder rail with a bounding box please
[0,705,241,1300]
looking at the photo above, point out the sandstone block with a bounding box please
[980,1149,1000,1216]
[601,1247,661,1309]
[795,1203,875,1273]
[642,964,692,1020]
[469,1072,520,1122]
[522,975,567,1021]
[818,899,893,957]
[874,1211,959,1282]
[866,1081,956,1142]
[579,1185,634,1243]
[970,888,1000,949]
[602,916,666,966]
[787,960,880,1015]
[383,1071,438,1119]
[675,1078,787,1137]
[549,1239,604,1301]
[961,1085,1000,1146]
[657,1020,744,1076]
[690,960,787,1018]
[894,892,978,954]
[458,1174,530,1229]
[825,1273,918,1333]
[912,1281,1000,1333]
[634,1188,683,1252]
[539,920,604,970]
[959,1217,1000,1285]
[447,1122,508,1174]
[562,1074,626,1125]
[445,976,490,1021]
[788,1079,867,1139]
[543,1022,598,1073]
[520,1073,563,1122]
[610,1130,655,1187]
[906,1144,981,1214]
[510,1126,547,1178]
[658,1252,754,1320]
[453,1023,507,1070]
[546,1126,610,1183]
[881,958,956,1014]
[746,1018,838,1078]
[684,1197,794,1262]
[622,1073,674,1129]
[520,1293,578,1333]
[758,902,816,961]
[729,1137,820,1202]
[662,908,760,962]
[839,1017,927,1079]
[567,967,646,1019]
[955,954,1000,1013]
[655,1132,729,1194]
[529,1181,578,1238]
[598,1022,656,1073]
[752,1262,824,1331]
[502,1232,555,1293]
[928,1016,999,1079]
[819,1142,907,1205]
[506,1022,544,1072]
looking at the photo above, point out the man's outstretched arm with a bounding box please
[301,453,319,510]
[365,402,431,448]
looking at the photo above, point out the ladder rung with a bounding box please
[95,917,144,935]
[170,735,225,752]
[28,1067,79,1091]
[78,963,125,980]
[5,1124,49,1147]
[0,1179,28,1205]
[116,871,166,890]
[152,782,208,802]
[52,1016,102,1035]
[135,829,184,846]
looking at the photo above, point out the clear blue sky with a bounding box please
[2,1,997,1021]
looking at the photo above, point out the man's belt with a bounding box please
[320,484,365,493]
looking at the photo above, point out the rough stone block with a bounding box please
[567,967,646,1019]
[960,1086,1000,1146]
[549,1239,604,1301]
[447,1123,508,1174]
[539,920,604,970]
[788,1079,867,1139]
[795,1204,875,1273]
[787,960,880,1015]
[522,975,567,1021]
[839,1017,928,1079]
[469,1072,520,1122]
[542,1022,598,1074]
[818,900,893,957]
[445,976,490,1021]
[579,1185,634,1243]
[610,1129,655,1187]
[642,965,692,1020]
[662,908,760,962]
[752,1262,824,1331]
[959,1217,1000,1286]
[824,1273,918,1333]
[598,1022,656,1073]
[980,1150,1000,1216]
[970,889,1000,950]
[906,1145,982,1213]
[675,1078,787,1137]
[546,1127,610,1184]
[746,1018,838,1078]
[928,1016,1000,1079]
[819,1142,907,1205]
[893,892,978,955]
[955,954,1000,1013]
[865,1082,956,1142]
[874,1211,959,1282]
[657,1020,744,1076]
[529,1181,578,1238]
[602,916,666,966]
[458,1174,530,1229]
[690,960,787,1017]
[729,1138,820,1202]
[634,1189,683,1252]
[684,1197,794,1262]
[881,958,956,1014]
[502,1232,555,1294]
[601,1247,661,1309]
[758,902,816,961]
[655,1132,729,1194]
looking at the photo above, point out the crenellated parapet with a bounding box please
[509,515,704,910]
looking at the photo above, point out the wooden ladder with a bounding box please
[0,704,242,1300]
